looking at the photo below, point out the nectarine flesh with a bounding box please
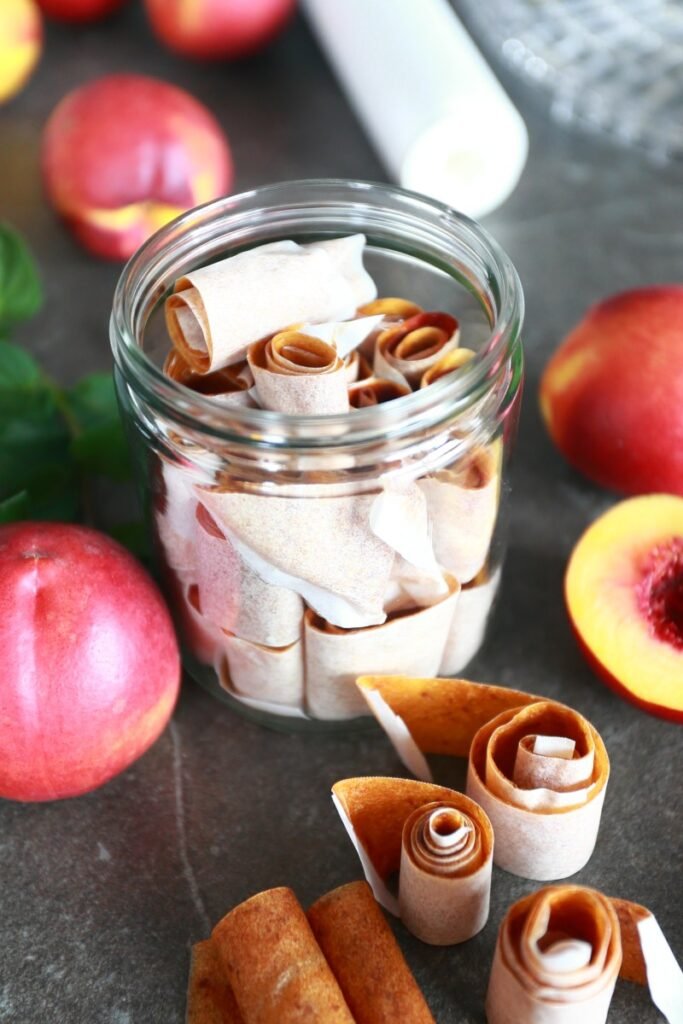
[0,0,41,104]
[540,287,683,496]
[566,495,683,722]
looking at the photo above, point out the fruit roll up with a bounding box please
[165,236,375,374]
[486,886,621,1024]
[331,776,480,916]
[399,796,493,945]
[439,567,501,676]
[186,939,245,1024]
[216,633,304,710]
[247,331,349,415]
[197,487,395,629]
[307,880,436,1024]
[194,504,303,647]
[420,347,475,388]
[348,377,410,407]
[418,444,500,585]
[373,312,460,389]
[211,887,355,1024]
[304,577,459,721]
[355,677,609,880]
[164,350,254,406]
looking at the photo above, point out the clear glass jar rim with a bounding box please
[110,178,524,448]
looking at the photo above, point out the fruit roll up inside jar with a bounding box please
[110,179,524,730]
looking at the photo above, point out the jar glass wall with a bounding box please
[111,180,524,730]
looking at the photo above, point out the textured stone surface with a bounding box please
[1,5,682,1023]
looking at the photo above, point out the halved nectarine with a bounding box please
[566,494,683,722]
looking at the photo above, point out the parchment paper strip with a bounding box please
[439,567,502,675]
[374,312,460,387]
[399,795,493,945]
[176,584,223,667]
[419,445,499,584]
[156,461,203,582]
[307,881,436,1023]
[486,886,621,1024]
[248,331,349,415]
[611,899,683,1023]
[217,633,304,709]
[299,314,384,359]
[166,236,376,373]
[212,887,355,1023]
[198,488,395,629]
[186,940,244,1024]
[195,505,303,647]
[331,776,469,912]
[304,577,459,720]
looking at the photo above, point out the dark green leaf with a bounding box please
[70,420,131,482]
[65,372,131,481]
[0,224,42,332]
[0,339,45,391]
[0,491,29,523]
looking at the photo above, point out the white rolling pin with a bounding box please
[301,0,529,217]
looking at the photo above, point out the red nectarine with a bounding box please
[565,495,683,722]
[36,0,127,21]
[42,74,233,260]
[0,523,181,801]
[0,0,41,104]
[540,287,683,496]
[144,0,296,60]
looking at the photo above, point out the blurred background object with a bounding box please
[460,0,683,164]
[302,0,529,218]
[143,0,297,60]
[0,0,42,104]
[36,0,129,23]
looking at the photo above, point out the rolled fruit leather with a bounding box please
[356,675,610,881]
[373,311,460,388]
[187,939,245,1024]
[212,887,355,1024]
[248,331,350,415]
[331,776,493,945]
[165,236,376,374]
[307,880,436,1024]
[487,886,683,1024]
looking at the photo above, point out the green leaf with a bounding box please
[65,372,131,481]
[0,491,29,523]
[0,224,42,332]
[0,339,44,390]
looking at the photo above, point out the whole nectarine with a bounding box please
[144,0,296,60]
[566,495,683,722]
[540,286,683,496]
[0,0,41,105]
[42,74,233,260]
[37,0,127,21]
[0,523,181,801]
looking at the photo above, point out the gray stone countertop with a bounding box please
[1,5,681,1022]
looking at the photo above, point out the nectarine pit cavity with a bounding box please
[637,538,683,651]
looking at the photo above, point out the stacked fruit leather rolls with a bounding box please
[187,881,436,1023]
[332,777,494,946]
[356,675,609,880]
[486,886,683,1024]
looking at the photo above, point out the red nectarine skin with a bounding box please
[37,0,127,22]
[565,495,683,722]
[41,74,233,260]
[540,286,683,496]
[144,0,296,60]
[0,523,181,801]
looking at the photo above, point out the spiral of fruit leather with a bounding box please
[211,887,355,1024]
[355,676,609,881]
[248,331,349,415]
[486,886,622,1024]
[348,377,410,407]
[307,881,435,1024]
[163,349,253,405]
[399,796,493,945]
[374,311,460,387]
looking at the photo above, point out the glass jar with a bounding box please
[110,179,524,731]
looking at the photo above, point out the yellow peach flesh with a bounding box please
[0,0,41,103]
[566,494,683,715]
